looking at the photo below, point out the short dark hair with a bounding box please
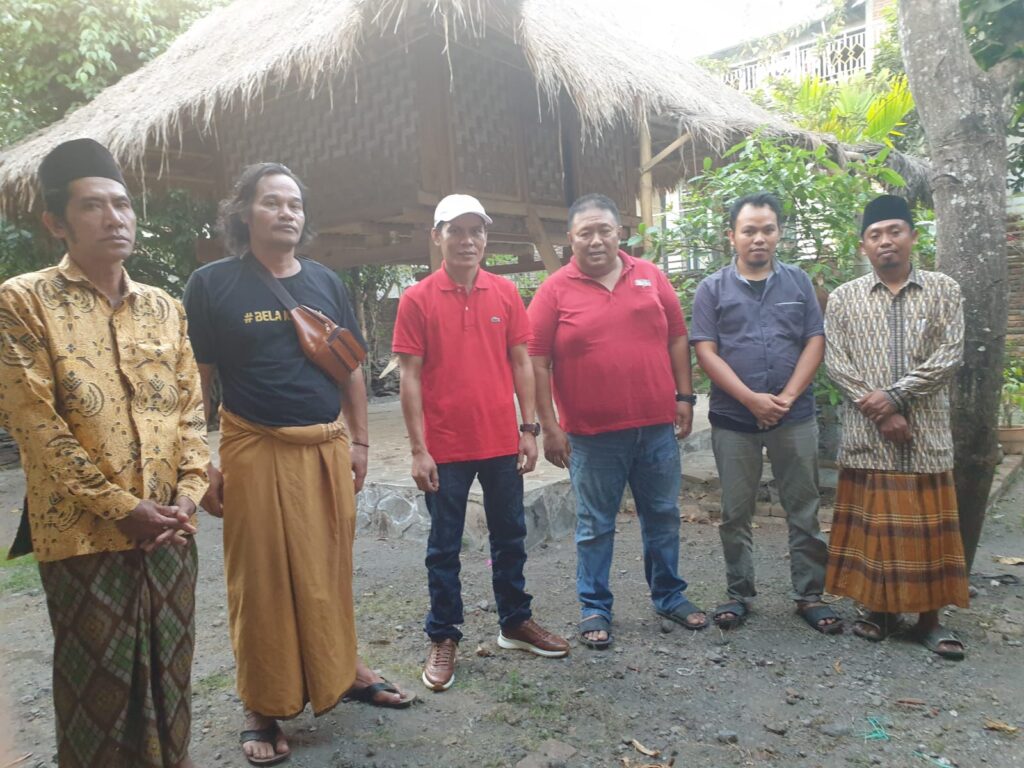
[567,193,621,229]
[43,187,72,218]
[218,162,313,256]
[728,192,783,230]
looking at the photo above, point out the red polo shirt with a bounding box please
[392,267,529,463]
[528,251,686,436]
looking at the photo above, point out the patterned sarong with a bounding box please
[38,541,197,768]
[219,408,357,718]
[826,469,969,613]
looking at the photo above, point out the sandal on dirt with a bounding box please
[852,613,900,642]
[343,679,416,709]
[912,626,966,661]
[657,598,709,630]
[712,600,748,630]
[240,723,289,766]
[578,615,613,649]
[797,602,844,635]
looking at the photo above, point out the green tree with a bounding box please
[0,0,221,145]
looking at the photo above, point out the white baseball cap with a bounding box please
[433,194,493,228]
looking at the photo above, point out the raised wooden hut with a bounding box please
[0,0,828,273]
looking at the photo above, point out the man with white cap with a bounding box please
[393,194,569,692]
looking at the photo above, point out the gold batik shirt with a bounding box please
[824,267,963,474]
[0,256,208,561]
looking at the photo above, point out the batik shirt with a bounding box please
[824,267,963,473]
[0,256,208,561]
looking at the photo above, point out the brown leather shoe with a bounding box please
[497,618,570,658]
[422,638,458,692]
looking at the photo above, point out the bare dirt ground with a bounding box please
[2,468,1023,768]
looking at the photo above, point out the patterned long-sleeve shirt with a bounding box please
[824,267,963,473]
[0,256,209,561]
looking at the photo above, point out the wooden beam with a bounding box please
[483,259,544,275]
[641,131,692,174]
[526,207,563,273]
[638,112,654,251]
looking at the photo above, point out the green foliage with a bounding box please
[751,71,916,148]
[1003,358,1024,427]
[0,0,222,145]
[961,0,1024,73]
[639,134,928,292]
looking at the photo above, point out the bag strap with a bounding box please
[244,253,300,311]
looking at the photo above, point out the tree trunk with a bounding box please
[899,0,1021,571]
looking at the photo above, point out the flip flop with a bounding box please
[712,600,748,630]
[796,602,844,635]
[578,614,612,649]
[240,723,289,766]
[913,626,966,661]
[657,597,709,630]
[342,679,416,709]
[851,613,901,642]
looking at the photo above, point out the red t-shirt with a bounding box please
[528,251,686,436]
[392,267,530,463]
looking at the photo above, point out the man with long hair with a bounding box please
[183,163,412,766]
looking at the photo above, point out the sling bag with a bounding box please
[246,255,366,386]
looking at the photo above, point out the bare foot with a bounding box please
[241,708,289,764]
[345,657,413,706]
[581,615,609,644]
[173,756,197,768]
[797,601,841,631]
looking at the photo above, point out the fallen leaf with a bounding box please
[631,739,660,757]
[896,697,927,707]
[475,644,493,657]
[993,556,1024,566]
[833,659,843,675]
[983,718,1019,734]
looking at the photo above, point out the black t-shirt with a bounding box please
[183,255,366,427]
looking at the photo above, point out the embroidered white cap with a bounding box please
[433,194,493,228]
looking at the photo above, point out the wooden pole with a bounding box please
[638,112,654,252]
[526,207,563,273]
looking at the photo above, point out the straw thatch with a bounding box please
[0,0,826,212]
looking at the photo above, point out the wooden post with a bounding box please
[429,238,443,272]
[526,207,563,273]
[638,112,654,252]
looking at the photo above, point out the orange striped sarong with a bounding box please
[219,408,357,718]
[826,469,969,614]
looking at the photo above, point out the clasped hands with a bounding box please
[856,389,910,444]
[115,497,197,552]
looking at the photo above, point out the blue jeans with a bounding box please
[568,423,688,621]
[424,455,532,642]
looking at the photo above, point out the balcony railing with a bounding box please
[725,26,868,92]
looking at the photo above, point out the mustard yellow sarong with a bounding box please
[219,409,357,718]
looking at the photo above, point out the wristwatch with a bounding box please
[675,393,697,405]
[519,422,541,436]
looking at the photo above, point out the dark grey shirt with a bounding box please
[690,259,823,430]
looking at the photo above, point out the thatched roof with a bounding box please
[0,0,828,211]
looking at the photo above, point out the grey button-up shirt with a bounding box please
[690,259,824,429]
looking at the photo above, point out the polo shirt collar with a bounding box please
[729,256,780,285]
[57,253,140,298]
[870,264,921,294]
[438,264,490,292]
[566,249,635,280]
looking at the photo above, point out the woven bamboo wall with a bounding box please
[218,51,421,229]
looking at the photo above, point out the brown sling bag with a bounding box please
[246,255,366,386]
